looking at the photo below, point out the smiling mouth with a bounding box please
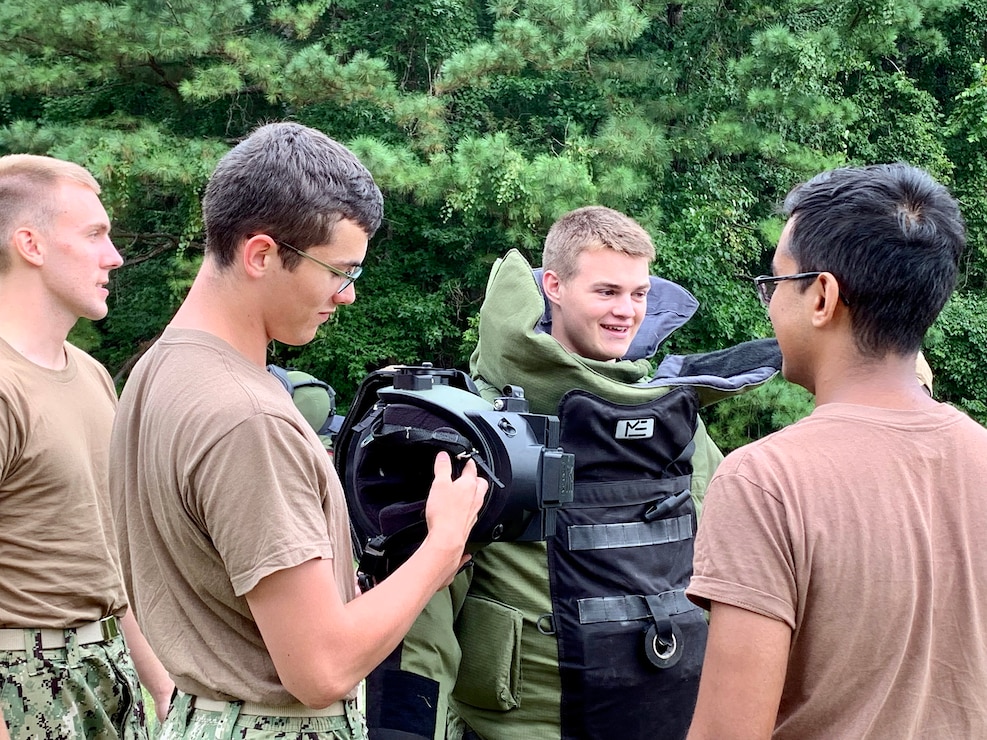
[602,324,631,334]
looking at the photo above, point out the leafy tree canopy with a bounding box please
[4,0,986,446]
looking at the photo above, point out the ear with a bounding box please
[11,227,45,267]
[809,271,843,328]
[242,235,278,278]
[542,269,563,304]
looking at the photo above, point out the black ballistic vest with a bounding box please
[548,386,707,740]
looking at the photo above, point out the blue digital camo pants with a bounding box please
[160,693,367,740]
[0,629,149,739]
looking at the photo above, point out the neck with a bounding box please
[810,352,936,410]
[169,265,269,367]
[0,278,73,370]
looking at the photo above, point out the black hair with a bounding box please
[783,162,965,356]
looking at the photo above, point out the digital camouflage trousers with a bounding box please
[159,693,367,740]
[0,629,148,739]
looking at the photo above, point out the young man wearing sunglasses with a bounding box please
[687,163,987,739]
[110,122,487,738]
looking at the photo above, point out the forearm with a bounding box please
[252,534,467,708]
[341,531,467,664]
[119,610,175,721]
[251,452,484,708]
[0,706,10,740]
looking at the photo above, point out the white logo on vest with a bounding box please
[615,418,655,440]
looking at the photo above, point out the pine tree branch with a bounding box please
[114,233,203,268]
[112,332,162,385]
[144,55,181,91]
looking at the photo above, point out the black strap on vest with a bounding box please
[577,588,694,622]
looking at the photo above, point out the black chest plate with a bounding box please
[548,386,708,740]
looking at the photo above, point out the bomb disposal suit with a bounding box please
[363,250,781,740]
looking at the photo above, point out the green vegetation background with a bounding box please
[3,0,986,450]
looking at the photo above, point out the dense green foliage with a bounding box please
[2,0,986,448]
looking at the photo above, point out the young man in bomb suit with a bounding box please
[365,206,781,740]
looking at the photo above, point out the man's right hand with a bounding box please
[247,451,488,707]
[422,452,488,582]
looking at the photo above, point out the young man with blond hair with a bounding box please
[366,206,782,740]
[0,154,172,737]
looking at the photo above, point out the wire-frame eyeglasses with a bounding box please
[277,240,363,294]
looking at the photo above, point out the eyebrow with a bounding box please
[591,280,651,291]
[306,247,361,268]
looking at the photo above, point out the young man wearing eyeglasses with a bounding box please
[686,163,987,739]
[364,206,783,740]
[110,122,487,738]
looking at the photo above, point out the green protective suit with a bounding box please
[366,250,781,740]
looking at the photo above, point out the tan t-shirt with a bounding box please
[689,402,987,738]
[0,338,127,627]
[111,328,357,703]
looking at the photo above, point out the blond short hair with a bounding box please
[542,206,656,282]
[0,154,101,272]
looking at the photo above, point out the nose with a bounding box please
[612,292,634,317]
[334,281,357,305]
[104,238,124,270]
